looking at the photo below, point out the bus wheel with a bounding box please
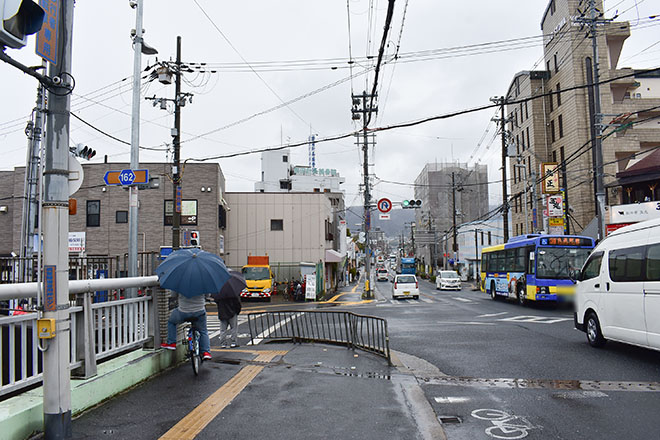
[490,281,497,300]
[517,285,526,306]
[586,312,606,348]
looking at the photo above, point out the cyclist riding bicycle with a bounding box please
[161,292,212,361]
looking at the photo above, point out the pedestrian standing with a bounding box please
[216,294,242,348]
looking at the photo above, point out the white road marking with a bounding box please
[454,297,473,303]
[434,396,471,403]
[247,312,302,345]
[477,312,508,318]
[499,315,572,324]
[420,297,434,303]
[209,315,248,339]
[436,321,496,326]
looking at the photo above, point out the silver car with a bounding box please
[436,271,461,290]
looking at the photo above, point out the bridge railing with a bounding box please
[1,288,161,399]
[246,310,390,363]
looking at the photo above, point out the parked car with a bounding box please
[392,274,419,299]
[376,268,389,281]
[574,218,660,351]
[436,270,461,290]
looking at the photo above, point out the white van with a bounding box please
[574,218,660,350]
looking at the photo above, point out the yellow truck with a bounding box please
[240,255,274,301]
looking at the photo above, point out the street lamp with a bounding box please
[128,0,157,296]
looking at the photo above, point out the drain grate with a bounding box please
[438,416,462,424]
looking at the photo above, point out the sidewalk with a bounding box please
[65,343,446,440]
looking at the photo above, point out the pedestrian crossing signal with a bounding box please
[402,199,422,209]
[190,231,200,247]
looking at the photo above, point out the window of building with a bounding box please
[526,127,531,150]
[488,231,492,245]
[116,210,128,224]
[553,53,558,73]
[520,103,524,122]
[270,219,284,231]
[549,91,554,112]
[556,83,561,106]
[525,101,528,119]
[282,155,288,162]
[550,120,556,143]
[218,205,227,229]
[313,188,320,192]
[552,150,557,163]
[86,200,100,227]
[546,60,552,76]
[558,114,563,138]
[550,0,556,15]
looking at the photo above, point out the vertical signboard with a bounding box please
[541,162,560,194]
[43,265,56,311]
[36,0,59,64]
[305,274,316,301]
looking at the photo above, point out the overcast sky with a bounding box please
[1,0,658,209]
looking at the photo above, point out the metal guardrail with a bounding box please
[1,293,156,399]
[246,310,391,363]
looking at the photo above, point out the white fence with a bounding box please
[1,293,157,398]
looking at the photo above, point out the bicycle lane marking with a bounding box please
[471,408,539,439]
[159,349,289,440]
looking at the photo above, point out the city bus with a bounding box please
[480,234,595,304]
[398,257,416,275]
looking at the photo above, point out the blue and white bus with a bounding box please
[480,234,595,304]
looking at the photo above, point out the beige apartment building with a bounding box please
[506,0,660,238]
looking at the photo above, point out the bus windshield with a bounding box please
[536,247,591,279]
[242,267,271,280]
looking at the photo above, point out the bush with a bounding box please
[430,275,436,283]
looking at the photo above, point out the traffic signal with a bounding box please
[190,231,200,247]
[402,199,422,209]
[0,0,45,49]
[70,143,96,160]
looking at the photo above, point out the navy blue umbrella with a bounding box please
[157,248,231,298]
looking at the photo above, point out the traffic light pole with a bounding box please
[42,0,74,437]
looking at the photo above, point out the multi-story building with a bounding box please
[413,162,489,267]
[0,162,228,257]
[254,148,345,193]
[507,0,660,238]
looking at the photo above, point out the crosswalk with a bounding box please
[380,297,435,305]
[207,315,249,340]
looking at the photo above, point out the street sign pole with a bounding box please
[42,0,74,437]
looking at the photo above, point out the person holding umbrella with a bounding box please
[212,270,244,348]
[157,248,232,361]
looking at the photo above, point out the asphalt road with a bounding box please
[362,278,660,439]
[64,277,660,440]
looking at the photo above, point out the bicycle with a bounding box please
[184,320,202,376]
[471,409,535,439]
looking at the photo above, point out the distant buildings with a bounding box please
[506,0,660,238]
[413,162,489,268]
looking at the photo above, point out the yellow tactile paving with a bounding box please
[159,350,287,440]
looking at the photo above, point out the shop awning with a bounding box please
[325,249,344,263]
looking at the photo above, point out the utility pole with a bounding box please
[172,36,182,249]
[451,172,458,257]
[20,79,45,282]
[491,96,509,241]
[351,91,377,298]
[474,228,479,288]
[42,0,74,437]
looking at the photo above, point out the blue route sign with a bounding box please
[104,169,149,186]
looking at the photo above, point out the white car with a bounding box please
[392,274,419,300]
[376,268,389,281]
[575,218,660,351]
[436,270,461,290]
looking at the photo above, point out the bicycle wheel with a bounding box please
[190,332,200,376]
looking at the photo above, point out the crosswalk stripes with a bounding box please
[208,315,248,340]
